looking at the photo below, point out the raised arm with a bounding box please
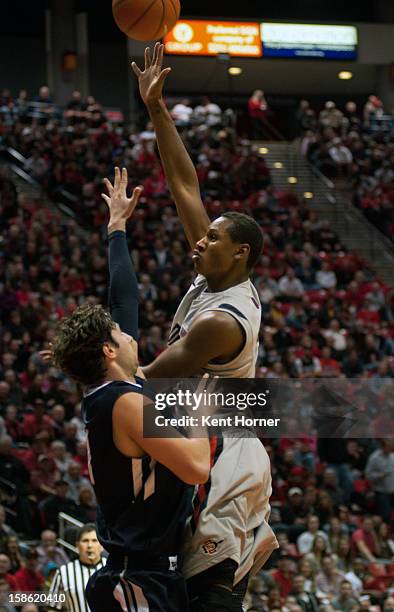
[132,43,210,249]
[102,167,143,339]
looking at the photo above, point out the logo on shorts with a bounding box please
[201,539,224,555]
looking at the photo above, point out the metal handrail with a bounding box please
[58,512,83,555]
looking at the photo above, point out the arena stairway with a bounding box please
[257,141,394,287]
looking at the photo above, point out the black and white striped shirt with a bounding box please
[49,557,106,612]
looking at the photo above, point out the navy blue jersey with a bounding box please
[82,380,193,557]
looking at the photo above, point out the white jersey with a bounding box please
[168,274,261,377]
[168,274,278,582]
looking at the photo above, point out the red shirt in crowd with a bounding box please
[352,528,378,556]
[14,567,45,591]
[271,569,294,597]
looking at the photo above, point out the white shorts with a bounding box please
[181,435,278,583]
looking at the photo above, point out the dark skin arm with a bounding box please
[142,311,244,378]
[132,43,210,250]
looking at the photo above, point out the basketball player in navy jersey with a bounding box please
[101,42,277,611]
[52,168,211,612]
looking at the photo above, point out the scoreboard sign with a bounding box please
[260,23,358,60]
[164,20,262,57]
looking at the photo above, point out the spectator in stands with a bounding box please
[39,480,78,531]
[50,440,71,476]
[21,398,54,441]
[319,102,344,130]
[14,548,44,592]
[279,268,304,299]
[335,536,354,573]
[297,516,328,555]
[24,149,49,180]
[298,558,316,594]
[171,98,193,126]
[328,138,353,177]
[316,262,337,290]
[331,579,358,611]
[305,535,330,573]
[365,439,394,522]
[270,551,295,598]
[248,89,269,138]
[315,555,345,601]
[64,461,93,503]
[0,554,19,591]
[36,530,69,574]
[4,535,26,575]
[291,574,319,611]
[193,96,222,127]
[351,516,380,563]
[363,95,384,123]
[0,441,31,532]
[30,454,59,500]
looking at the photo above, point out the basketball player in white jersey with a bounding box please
[110,43,278,610]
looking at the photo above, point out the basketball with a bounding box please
[112,0,181,41]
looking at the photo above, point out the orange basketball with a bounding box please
[112,0,180,41]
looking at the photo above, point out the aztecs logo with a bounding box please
[202,539,224,555]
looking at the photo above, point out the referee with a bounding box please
[48,524,106,612]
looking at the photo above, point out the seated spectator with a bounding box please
[319,101,344,130]
[193,97,222,127]
[76,487,97,524]
[4,535,26,575]
[50,440,71,476]
[351,516,379,563]
[328,138,353,173]
[331,579,358,611]
[298,558,316,593]
[315,555,345,601]
[305,535,330,573]
[36,530,69,574]
[171,98,193,126]
[335,535,354,573]
[342,349,364,377]
[39,480,78,531]
[14,548,44,592]
[0,554,19,591]
[297,516,328,555]
[280,487,309,526]
[30,454,59,500]
[278,268,304,299]
[316,263,337,290]
[365,439,394,523]
[319,347,341,377]
[270,551,295,598]
[21,398,54,441]
[24,148,49,180]
[64,461,93,503]
[0,435,30,498]
[291,574,319,611]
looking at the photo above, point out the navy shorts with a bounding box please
[86,553,189,612]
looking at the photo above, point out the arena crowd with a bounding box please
[0,87,393,610]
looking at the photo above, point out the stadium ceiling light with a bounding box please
[274,162,283,168]
[259,147,269,154]
[304,191,314,199]
[228,66,242,75]
[338,71,353,80]
[288,176,298,184]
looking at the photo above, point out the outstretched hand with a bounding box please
[131,42,171,106]
[102,167,143,231]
